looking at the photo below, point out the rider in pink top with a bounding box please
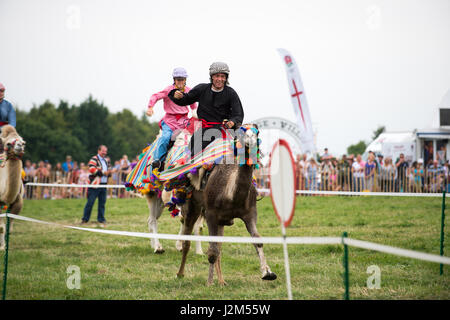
[146,68,197,170]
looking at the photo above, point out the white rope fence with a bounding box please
[26,182,444,197]
[1,213,449,265]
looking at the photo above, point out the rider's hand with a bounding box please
[174,90,184,99]
[146,107,154,117]
[224,120,234,129]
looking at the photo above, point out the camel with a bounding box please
[143,129,204,254]
[176,124,277,285]
[0,125,25,250]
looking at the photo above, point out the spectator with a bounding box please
[36,161,50,183]
[352,154,365,192]
[23,159,36,199]
[295,154,303,190]
[320,157,334,191]
[299,154,308,190]
[427,160,444,192]
[364,153,377,191]
[53,162,64,183]
[337,155,351,191]
[412,160,424,193]
[376,153,384,167]
[119,154,130,183]
[321,148,331,161]
[0,82,17,131]
[330,161,340,191]
[81,145,112,227]
[78,162,90,198]
[62,155,74,173]
[437,145,447,166]
[23,159,35,182]
[72,161,80,184]
[395,153,409,192]
[307,157,319,192]
[382,157,397,192]
[111,160,120,183]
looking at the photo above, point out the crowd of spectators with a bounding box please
[23,147,450,199]
[256,147,450,194]
[23,154,139,199]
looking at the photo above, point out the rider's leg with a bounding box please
[152,120,173,169]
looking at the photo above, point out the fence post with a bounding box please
[342,232,350,300]
[2,207,11,300]
[440,191,446,275]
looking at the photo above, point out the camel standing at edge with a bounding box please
[0,125,25,250]
[177,124,277,285]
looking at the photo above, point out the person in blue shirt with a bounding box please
[0,82,16,131]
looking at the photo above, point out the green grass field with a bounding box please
[1,195,449,300]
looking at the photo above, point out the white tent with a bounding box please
[365,132,417,162]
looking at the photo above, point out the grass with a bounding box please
[0,195,449,300]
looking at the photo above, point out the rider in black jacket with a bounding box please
[168,62,244,156]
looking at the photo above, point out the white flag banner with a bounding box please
[277,48,316,154]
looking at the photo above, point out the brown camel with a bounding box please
[177,124,277,285]
[0,125,25,250]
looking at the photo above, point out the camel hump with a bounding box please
[0,125,17,138]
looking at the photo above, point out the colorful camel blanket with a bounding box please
[125,131,235,195]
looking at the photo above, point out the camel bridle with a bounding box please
[3,138,25,161]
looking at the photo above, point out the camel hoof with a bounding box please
[177,273,184,279]
[154,248,165,254]
[262,272,277,281]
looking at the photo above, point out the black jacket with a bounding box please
[168,83,244,127]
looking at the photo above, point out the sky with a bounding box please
[1,0,449,157]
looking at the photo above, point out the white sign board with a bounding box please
[269,139,296,227]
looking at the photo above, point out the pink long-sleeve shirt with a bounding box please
[148,85,197,131]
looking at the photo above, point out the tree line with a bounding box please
[16,95,160,164]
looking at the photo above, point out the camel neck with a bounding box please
[1,158,22,204]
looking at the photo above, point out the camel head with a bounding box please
[239,123,259,149]
[235,124,261,167]
[0,125,25,160]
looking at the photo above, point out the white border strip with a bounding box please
[25,183,444,197]
[1,213,449,265]
[26,183,125,189]
[258,188,443,198]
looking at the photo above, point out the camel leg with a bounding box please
[177,200,201,278]
[207,221,226,286]
[177,213,204,255]
[146,194,164,254]
[242,212,277,281]
[194,216,204,255]
[214,225,226,286]
[176,216,184,252]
